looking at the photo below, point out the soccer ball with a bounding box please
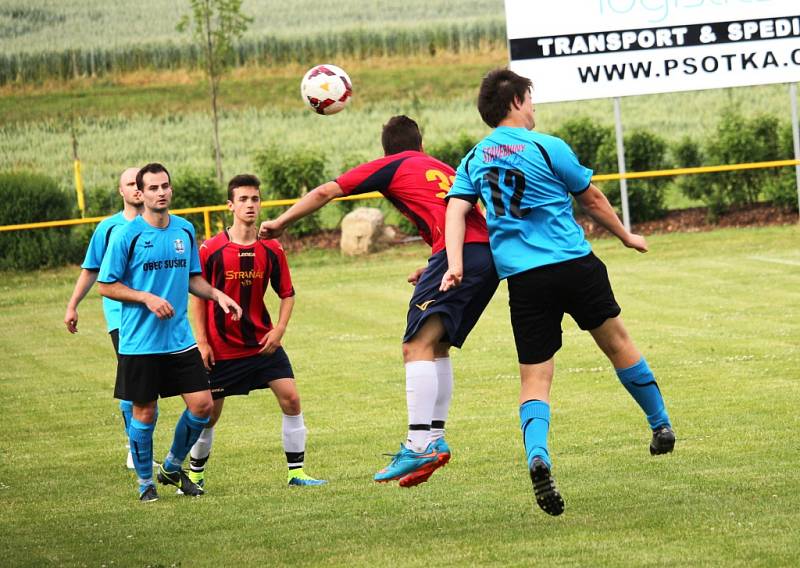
[300,64,353,115]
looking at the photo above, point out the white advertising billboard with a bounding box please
[506,0,800,103]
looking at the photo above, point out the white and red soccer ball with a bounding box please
[300,64,353,115]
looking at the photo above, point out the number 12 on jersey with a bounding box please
[483,167,530,219]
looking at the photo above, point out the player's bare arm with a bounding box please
[64,269,100,333]
[259,181,344,239]
[188,275,243,321]
[440,197,472,291]
[575,184,648,253]
[407,266,427,285]
[190,294,215,370]
[97,281,175,320]
[260,295,295,356]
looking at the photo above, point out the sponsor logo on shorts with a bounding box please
[416,300,436,311]
[211,387,224,393]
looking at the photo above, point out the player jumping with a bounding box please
[259,116,498,487]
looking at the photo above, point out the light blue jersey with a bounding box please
[448,126,593,279]
[81,211,132,332]
[98,215,202,355]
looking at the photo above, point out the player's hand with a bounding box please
[65,306,79,333]
[144,294,175,319]
[440,268,463,292]
[259,326,285,356]
[197,341,215,370]
[215,291,242,321]
[259,220,285,240]
[623,233,648,253]
[407,266,426,286]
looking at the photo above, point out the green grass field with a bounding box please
[2,226,799,566]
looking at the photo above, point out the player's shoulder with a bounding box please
[529,130,571,153]
[200,230,229,252]
[258,238,288,256]
[94,211,126,233]
[169,214,195,232]
[413,152,455,175]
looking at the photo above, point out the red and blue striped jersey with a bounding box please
[335,150,489,254]
[199,230,295,360]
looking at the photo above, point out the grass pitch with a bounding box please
[1,226,799,566]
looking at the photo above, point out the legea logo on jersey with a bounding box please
[174,239,185,254]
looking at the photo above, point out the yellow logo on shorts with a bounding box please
[416,300,436,311]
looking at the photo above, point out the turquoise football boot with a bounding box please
[374,443,438,483]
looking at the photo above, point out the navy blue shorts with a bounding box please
[507,252,621,364]
[208,347,294,400]
[403,242,499,348]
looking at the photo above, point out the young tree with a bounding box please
[177,0,252,184]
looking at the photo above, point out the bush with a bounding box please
[674,108,790,216]
[427,133,478,169]
[763,123,799,211]
[170,171,225,237]
[596,129,670,222]
[254,146,328,236]
[0,171,83,270]
[553,117,611,172]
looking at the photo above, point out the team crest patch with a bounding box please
[174,239,185,254]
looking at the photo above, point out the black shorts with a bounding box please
[403,242,499,349]
[208,348,294,400]
[110,329,119,355]
[115,347,210,402]
[507,252,621,365]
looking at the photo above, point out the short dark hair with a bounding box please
[227,174,261,201]
[136,163,171,191]
[477,69,532,128]
[381,115,423,155]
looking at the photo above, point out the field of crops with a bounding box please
[1,68,793,194]
[0,0,505,83]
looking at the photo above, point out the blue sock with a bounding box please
[520,400,551,470]
[128,418,155,486]
[164,410,210,472]
[119,400,133,436]
[616,357,671,430]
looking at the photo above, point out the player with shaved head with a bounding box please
[65,167,149,469]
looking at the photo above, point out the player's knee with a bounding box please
[280,392,301,415]
[402,339,434,362]
[189,397,214,419]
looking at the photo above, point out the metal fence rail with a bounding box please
[2,159,798,240]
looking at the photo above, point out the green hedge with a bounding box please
[0,172,83,270]
[674,107,796,216]
[254,146,328,236]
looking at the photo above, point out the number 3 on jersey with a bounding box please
[483,167,530,218]
[426,169,455,199]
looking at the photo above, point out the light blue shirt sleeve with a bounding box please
[81,220,112,270]
[447,153,480,201]
[98,228,129,284]
[188,224,202,275]
[549,138,593,194]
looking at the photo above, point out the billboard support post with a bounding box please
[613,97,631,231]
[791,82,800,222]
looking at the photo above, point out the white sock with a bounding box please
[405,360,438,453]
[431,357,454,442]
[283,413,307,468]
[190,426,215,460]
